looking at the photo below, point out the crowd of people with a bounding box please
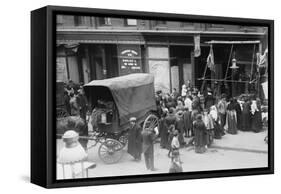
[58,80,267,174]
[126,82,266,173]
[61,81,89,120]
[154,82,266,165]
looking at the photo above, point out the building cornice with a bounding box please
[56,28,266,36]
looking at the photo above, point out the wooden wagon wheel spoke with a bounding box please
[149,119,158,128]
[143,113,159,131]
[145,121,152,127]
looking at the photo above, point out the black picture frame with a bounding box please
[31,5,274,188]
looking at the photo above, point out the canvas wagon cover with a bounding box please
[84,73,157,125]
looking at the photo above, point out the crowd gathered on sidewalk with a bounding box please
[155,82,267,155]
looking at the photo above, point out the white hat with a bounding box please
[129,117,137,122]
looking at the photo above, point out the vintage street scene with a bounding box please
[56,15,269,179]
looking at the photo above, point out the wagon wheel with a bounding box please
[143,114,159,131]
[56,108,69,119]
[98,139,124,164]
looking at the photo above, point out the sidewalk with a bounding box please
[210,130,268,153]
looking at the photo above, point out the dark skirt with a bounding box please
[194,123,207,153]
[213,121,222,139]
[251,111,262,133]
[226,110,238,135]
[159,120,169,149]
[241,110,251,131]
[236,112,242,130]
[218,113,226,130]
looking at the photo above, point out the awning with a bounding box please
[57,31,145,45]
[205,40,261,44]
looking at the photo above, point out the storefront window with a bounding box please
[57,15,64,26]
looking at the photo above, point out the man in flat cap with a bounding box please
[127,117,142,161]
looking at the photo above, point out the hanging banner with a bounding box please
[261,81,268,100]
[206,45,215,72]
[194,35,201,57]
[118,45,142,76]
[257,48,268,67]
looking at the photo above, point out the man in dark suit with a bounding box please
[77,88,88,121]
[141,127,158,171]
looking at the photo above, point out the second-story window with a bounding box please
[156,20,167,26]
[206,23,224,29]
[57,15,64,26]
[99,17,112,26]
[181,22,194,27]
[74,16,88,26]
[125,19,137,26]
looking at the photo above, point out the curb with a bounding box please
[210,145,268,154]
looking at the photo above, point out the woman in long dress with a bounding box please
[159,111,169,149]
[193,114,207,153]
[251,99,263,133]
[241,98,251,131]
[183,107,192,137]
[234,98,242,130]
[225,98,238,135]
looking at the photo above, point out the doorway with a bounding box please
[169,46,193,93]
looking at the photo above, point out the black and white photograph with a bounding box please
[55,13,270,180]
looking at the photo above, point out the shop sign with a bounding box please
[118,45,142,75]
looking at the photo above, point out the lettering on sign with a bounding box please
[118,46,142,75]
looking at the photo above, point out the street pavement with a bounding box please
[56,129,268,179]
[211,130,268,153]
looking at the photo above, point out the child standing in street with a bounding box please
[169,130,183,172]
[202,109,214,147]
[167,124,176,158]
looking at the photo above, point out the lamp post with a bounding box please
[230,58,239,70]
[230,57,239,97]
